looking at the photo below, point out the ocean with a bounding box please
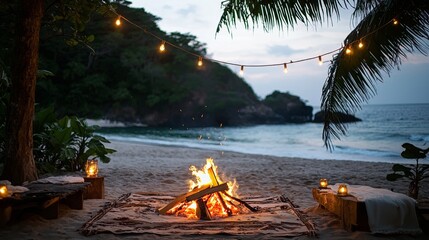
[96,103,429,164]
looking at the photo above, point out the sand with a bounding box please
[1,140,428,239]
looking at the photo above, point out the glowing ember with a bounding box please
[166,158,241,219]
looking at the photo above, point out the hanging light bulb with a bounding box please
[159,41,166,52]
[318,56,323,66]
[393,18,399,25]
[358,41,364,49]
[197,56,203,67]
[283,63,288,74]
[239,65,244,75]
[115,16,121,26]
[345,47,352,55]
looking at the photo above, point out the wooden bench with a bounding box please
[312,188,370,231]
[0,182,90,225]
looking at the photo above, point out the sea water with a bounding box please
[96,104,429,164]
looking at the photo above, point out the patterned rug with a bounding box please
[81,192,316,237]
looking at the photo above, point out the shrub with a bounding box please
[33,107,115,174]
[386,143,429,199]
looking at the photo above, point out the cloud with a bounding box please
[267,45,307,56]
[176,4,197,17]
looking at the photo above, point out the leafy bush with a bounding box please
[33,107,116,174]
[386,143,429,199]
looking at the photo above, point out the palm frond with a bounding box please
[322,0,429,150]
[216,0,350,34]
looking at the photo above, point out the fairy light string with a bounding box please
[111,8,401,73]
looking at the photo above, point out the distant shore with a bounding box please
[1,140,427,239]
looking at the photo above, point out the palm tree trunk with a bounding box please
[1,0,44,185]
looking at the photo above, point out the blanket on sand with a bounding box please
[81,192,316,237]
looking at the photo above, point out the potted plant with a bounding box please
[386,143,429,199]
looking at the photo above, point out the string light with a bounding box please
[345,47,352,55]
[159,41,166,52]
[115,16,121,26]
[283,63,288,73]
[109,8,402,75]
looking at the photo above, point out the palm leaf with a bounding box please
[322,0,429,149]
[216,0,348,34]
[216,0,429,150]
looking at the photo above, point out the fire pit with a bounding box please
[157,158,257,220]
[81,158,316,237]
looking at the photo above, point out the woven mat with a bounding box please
[81,192,316,237]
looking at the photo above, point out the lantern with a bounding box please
[319,178,328,189]
[85,159,99,177]
[0,184,8,198]
[337,184,348,196]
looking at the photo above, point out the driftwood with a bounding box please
[223,191,258,212]
[280,195,317,237]
[81,193,131,236]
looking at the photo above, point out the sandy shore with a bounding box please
[1,140,428,239]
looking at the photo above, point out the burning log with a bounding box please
[185,183,228,202]
[158,158,258,220]
[196,198,211,220]
[208,167,232,216]
[157,184,210,214]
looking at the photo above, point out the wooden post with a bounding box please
[84,176,105,199]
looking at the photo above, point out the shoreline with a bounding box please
[101,136,409,164]
[1,140,427,239]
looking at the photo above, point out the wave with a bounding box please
[409,134,429,142]
[334,145,399,159]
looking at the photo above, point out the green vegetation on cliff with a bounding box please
[0,3,313,128]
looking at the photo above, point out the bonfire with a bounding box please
[157,158,257,220]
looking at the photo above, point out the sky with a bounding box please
[129,1,429,107]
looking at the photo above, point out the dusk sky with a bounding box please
[130,1,429,107]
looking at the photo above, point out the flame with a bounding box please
[167,158,241,219]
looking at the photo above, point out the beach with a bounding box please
[1,140,428,239]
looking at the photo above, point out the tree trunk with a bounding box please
[1,0,44,185]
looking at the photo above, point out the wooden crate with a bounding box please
[312,188,370,231]
[84,176,104,199]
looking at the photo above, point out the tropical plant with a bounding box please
[386,143,429,199]
[33,107,116,174]
[216,0,429,149]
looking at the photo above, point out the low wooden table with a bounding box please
[312,188,370,231]
[0,182,90,225]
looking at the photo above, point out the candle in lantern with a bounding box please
[319,178,328,189]
[85,159,99,177]
[0,184,8,198]
[337,184,348,196]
